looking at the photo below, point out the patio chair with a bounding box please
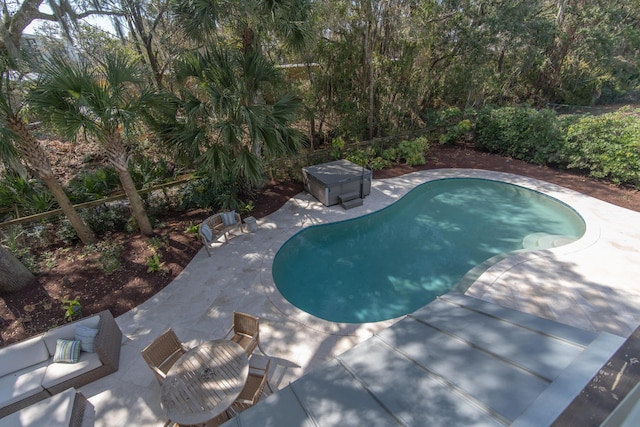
[228,359,272,414]
[225,312,266,356]
[141,329,189,385]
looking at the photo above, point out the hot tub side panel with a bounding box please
[302,168,330,206]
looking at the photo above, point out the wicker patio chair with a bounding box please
[141,329,189,385]
[228,359,271,414]
[225,312,266,356]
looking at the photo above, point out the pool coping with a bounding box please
[259,168,605,336]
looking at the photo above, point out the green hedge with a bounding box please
[472,105,640,189]
[563,108,640,187]
[474,106,564,165]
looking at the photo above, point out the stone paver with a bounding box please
[79,169,640,427]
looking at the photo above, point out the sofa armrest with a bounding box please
[93,310,122,372]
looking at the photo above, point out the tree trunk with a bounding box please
[115,166,153,236]
[0,245,35,293]
[0,0,44,59]
[42,176,97,245]
[6,116,97,245]
[104,133,154,236]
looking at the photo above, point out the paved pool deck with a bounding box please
[78,169,640,426]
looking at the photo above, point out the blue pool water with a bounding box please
[272,178,585,323]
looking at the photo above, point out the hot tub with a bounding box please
[302,160,372,206]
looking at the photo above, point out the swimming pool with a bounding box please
[272,178,585,323]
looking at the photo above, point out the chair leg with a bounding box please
[257,341,267,356]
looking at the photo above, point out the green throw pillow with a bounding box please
[53,339,81,363]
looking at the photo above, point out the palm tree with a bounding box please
[0,58,97,246]
[150,46,304,195]
[30,54,154,235]
[147,0,311,199]
[173,0,313,54]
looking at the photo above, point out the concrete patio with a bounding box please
[77,169,640,426]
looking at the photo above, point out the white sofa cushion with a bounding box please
[0,362,48,408]
[43,315,100,356]
[41,351,102,389]
[0,387,77,427]
[0,335,49,377]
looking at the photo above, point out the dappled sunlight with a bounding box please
[242,251,264,263]
[72,168,640,426]
[255,220,279,230]
[469,252,640,338]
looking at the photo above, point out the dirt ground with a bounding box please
[1,144,639,347]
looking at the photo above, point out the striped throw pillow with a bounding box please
[53,339,81,363]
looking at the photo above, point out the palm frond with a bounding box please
[200,141,230,173]
[0,126,22,171]
[233,147,263,187]
[172,0,223,42]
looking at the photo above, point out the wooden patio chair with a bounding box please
[141,328,189,385]
[228,359,272,414]
[225,312,266,356]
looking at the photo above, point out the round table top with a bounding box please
[161,339,249,425]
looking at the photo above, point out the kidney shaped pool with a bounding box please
[272,178,585,323]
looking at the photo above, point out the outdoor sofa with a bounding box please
[0,387,91,427]
[0,310,122,419]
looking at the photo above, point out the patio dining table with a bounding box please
[161,339,249,425]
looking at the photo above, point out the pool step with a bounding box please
[339,191,363,210]
[522,232,577,250]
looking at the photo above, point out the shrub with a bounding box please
[440,119,474,145]
[563,108,640,188]
[146,253,165,273]
[397,136,429,166]
[474,106,564,165]
[10,246,39,273]
[179,177,219,211]
[67,167,121,203]
[369,156,391,170]
[83,204,130,235]
[89,241,124,274]
[185,222,200,237]
[435,106,463,127]
[62,298,82,321]
[330,137,346,159]
[344,148,369,166]
[0,174,57,216]
[381,147,398,162]
[56,219,80,245]
[129,156,177,189]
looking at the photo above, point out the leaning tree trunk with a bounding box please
[5,116,97,245]
[0,245,35,293]
[104,132,154,236]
